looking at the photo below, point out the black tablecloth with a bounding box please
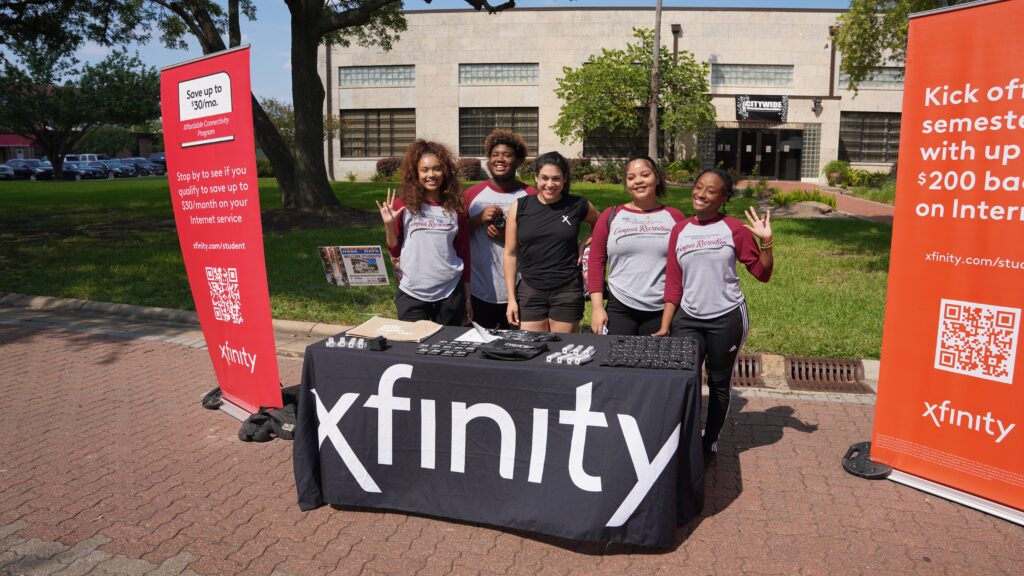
[293,327,703,547]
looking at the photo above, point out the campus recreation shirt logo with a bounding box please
[311,364,680,527]
[407,214,455,235]
[679,234,729,254]
[613,215,674,245]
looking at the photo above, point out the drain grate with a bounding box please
[785,356,872,393]
[702,354,764,387]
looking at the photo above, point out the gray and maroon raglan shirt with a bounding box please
[464,180,538,304]
[387,197,471,302]
[664,213,772,319]
[586,205,686,312]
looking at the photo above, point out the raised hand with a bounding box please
[744,205,772,243]
[376,187,405,226]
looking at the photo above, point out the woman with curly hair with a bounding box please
[377,140,472,326]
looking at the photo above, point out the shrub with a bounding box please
[457,157,483,180]
[821,159,850,186]
[256,158,274,177]
[345,171,357,183]
[370,172,393,184]
[769,188,837,209]
[375,157,402,177]
[517,157,536,182]
[593,159,626,184]
[664,160,693,184]
[847,168,890,189]
[568,158,595,182]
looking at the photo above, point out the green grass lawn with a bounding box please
[0,177,890,359]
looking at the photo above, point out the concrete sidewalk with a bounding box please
[1,299,1021,575]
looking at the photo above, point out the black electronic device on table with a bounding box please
[601,335,699,370]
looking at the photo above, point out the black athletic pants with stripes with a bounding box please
[671,302,748,454]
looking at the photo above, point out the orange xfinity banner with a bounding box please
[872,0,1023,512]
[160,47,282,412]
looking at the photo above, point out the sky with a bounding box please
[75,0,851,104]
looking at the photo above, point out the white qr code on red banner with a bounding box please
[205,266,244,325]
[934,299,1020,384]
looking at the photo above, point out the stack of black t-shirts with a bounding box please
[478,339,549,361]
[487,329,561,343]
[601,335,698,370]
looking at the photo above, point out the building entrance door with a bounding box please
[718,128,803,180]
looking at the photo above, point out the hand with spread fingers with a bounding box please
[744,205,772,245]
[376,187,405,227]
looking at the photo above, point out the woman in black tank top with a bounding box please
[502,152,600,333]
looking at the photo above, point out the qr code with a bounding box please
[934,299,1019,384]
[205,266,244,325]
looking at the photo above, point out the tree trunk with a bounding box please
[649,0,662,160]
[288,3,340,212]
[251,95,298,207]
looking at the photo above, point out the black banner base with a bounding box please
[842,441,892,480]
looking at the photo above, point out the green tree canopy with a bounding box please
[553,27,715,151]
[0,47,160,179]
[834,0,970,92]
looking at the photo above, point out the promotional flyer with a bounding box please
[160,47,282,412]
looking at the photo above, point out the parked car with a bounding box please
[122,157,166,176]
[0,164,14,180]
[62,161,105,181]
[62,151,109,162]
[89,160,137,179]
[149,152,166,167]
[4,159,53,180]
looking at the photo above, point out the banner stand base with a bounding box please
[219,397,250,422]
[888,470,1024,526]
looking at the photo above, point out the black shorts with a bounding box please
[471,296,511,330]
[517,275,584,323]
[394,283,466,327]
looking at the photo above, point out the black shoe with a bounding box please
[703,449,718,469]
[201,387,222,410]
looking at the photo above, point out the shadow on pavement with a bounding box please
[700,396,819,518]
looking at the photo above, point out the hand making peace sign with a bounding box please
[376,187,405,227]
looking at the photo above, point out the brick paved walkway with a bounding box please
[1,323,1020,575]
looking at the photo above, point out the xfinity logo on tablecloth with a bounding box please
[311,364,680,527]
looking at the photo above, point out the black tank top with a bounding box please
[515,194,589,290]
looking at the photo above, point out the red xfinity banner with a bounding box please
[872,0,1023,514]
[160,47,281,412]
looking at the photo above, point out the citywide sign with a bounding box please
[872,0,1024,519]
[735,95,788,122]
[159,46,282,412]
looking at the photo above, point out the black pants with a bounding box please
[471,296,511,329]
[395,283,466,326]
[606,292,664,336]
[671,303,748,454]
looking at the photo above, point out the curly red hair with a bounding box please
[398,140,464,216]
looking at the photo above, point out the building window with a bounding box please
[582,109,666,158]
[340,109,416,158]
[839,67,904,89]
[459,63,539,85]
[458,108,538,156]
[838,112,901,163]
[339,65,414,87]
[711,64,793,87]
